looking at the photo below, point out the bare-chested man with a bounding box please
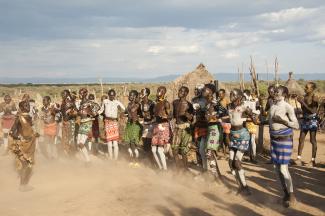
[40,96,60,159]
[217,89,231,156]
[9,100,39,192]
[99,89,125,160]
[77,88,100,164]
[140,88,155,162]
[60,90,78,156]
[296,82,319,167]
[151,86,171,170]
[124,90,142,166]
[172,86,193,170]
[192,84,208,170]
[228,89,258,195]
[269,85,299,207]
[202,84,223,180]
[0,94,17,154]
[88,94,100,155]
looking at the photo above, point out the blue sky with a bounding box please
[0,0,324,78]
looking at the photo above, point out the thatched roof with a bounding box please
[167,63,227,100]
[285,72,304,96]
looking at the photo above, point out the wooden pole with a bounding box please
[275,57,279,86]
[99,78,104,97]
[265,60,269,87]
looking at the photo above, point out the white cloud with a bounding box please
[258,7,319,23]
[147,46,165,54]
[1,2,325,78]
[222,51,240,59]
[172,45,200,54]
[215,32,264,49]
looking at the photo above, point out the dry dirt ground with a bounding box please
[0,129,324,216]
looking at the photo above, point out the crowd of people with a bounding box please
[0,81,321,208]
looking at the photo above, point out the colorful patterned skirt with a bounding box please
[79,121,93,136]
[206,124,220,151]
[152,122,170,146]
[270,128,293,165]
[104,119,119,142]
[230,127,250,151]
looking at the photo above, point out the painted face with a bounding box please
[274,87,285,101]
[218,91,225,100]
[194,88,199,97]
[268,86,275,98]
[108,91,116,101]
[88,94,95,101]
[178,87,188,98]
[61,90,69,99]
[22,94,30,102]
[157,87,166,98]
[43,98,50,106]
[4,95,11,104]
[202,87,212,98]
[304,83,314,94]
[128,91,137,102]
[79,88,88,99]
[230,89,242,104]
[20,101,30,113]
[140,89,147,99]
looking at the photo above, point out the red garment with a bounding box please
[1,115,15,130]
[194,127,207,141]
[152,122,170,146]
[104,119,119,141]
[43,122,57,136]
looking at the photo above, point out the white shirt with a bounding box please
[269,98,299,131]
[243,100,260,115]
[99,99,125,118]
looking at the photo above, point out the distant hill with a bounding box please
[0,73,324,84]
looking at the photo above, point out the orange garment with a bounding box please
[43,122,57,136]
[104,119,119,141]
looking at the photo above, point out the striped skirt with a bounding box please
[270,128,293,165]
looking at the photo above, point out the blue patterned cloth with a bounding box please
[230,127,250,151]
[270,128,293,165]
[301,114,318,131]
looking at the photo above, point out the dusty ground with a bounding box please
[0,129,324,216]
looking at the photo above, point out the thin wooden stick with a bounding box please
[275,57,279,86]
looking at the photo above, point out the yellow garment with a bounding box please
[246,122,258,134]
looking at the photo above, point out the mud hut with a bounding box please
[167,63,227,101]
[285,72,304,96]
